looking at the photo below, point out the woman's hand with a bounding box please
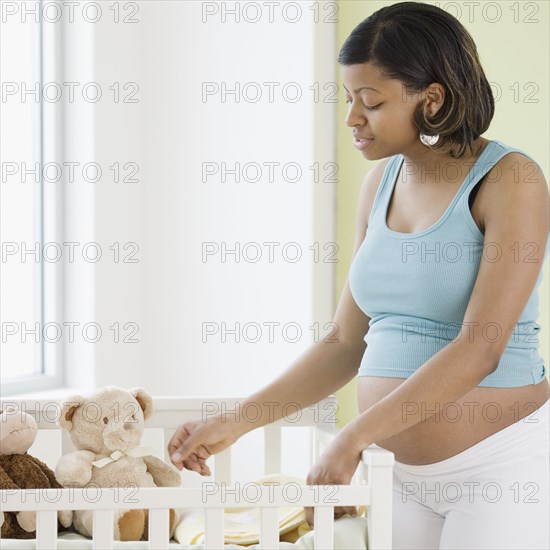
[304,431,363,529]
[168,415,239,475]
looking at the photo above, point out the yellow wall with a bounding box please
[335,0,550,426]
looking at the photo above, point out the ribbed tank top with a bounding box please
[349,139,549,387]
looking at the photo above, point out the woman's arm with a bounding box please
[231,161,391,438]
[333,153,550,452]
[231,335,363,438]
[168,163,388,470]
[343,336,497,452]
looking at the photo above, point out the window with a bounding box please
[1,2,64,395]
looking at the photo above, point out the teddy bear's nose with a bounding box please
[123,422,133,431]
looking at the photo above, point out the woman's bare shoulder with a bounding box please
[478,151,548,232]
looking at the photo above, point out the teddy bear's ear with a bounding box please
[128,388,153,420]
[58,395,86,431]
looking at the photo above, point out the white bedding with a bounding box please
[0,516,368,549]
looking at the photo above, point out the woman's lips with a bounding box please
[353,137,374,151]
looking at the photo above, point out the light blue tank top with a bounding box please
[349,139,549,387]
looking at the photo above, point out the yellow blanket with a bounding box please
[174,473,366,546]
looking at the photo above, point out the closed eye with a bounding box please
[344,99,381,111]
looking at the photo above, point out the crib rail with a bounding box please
[1,446,393,550]
[0,395,340,431]
[0,395,394,549]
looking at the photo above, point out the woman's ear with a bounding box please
[423,82,445,118]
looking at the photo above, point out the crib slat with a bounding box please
[259,507,279,549]
[93,510,114,549]
[36,510,57,550]
[311,427,335,467]
[204,508,224,549]
[363,447,395,550]
[313,507,334,550]
[310,426,318,466]
[149,509,169,549]
[264,425,281,474]
[214,447,231,483]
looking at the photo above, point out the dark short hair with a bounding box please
[338,1,495,159]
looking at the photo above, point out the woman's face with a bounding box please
[342,62,426,160]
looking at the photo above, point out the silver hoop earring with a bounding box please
[420,133,440,146]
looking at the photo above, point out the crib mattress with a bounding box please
[0,516,368,549]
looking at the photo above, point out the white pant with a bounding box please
[390,397,550,550]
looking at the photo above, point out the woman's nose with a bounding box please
[345,102,366,128]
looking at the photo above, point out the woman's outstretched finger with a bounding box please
[167,434,184,459]
[170,430,203,466]
[182,454,200,472]
[176,442,209,471]
[168,425,193,463]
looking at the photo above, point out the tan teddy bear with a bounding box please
[55,386,181,541]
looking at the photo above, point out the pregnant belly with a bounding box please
[357,376,550,465]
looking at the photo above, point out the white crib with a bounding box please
[0,395,394,550]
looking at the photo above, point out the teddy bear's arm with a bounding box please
[55,450,96,487]
[26,456,64,489]
[0,464,19,490]
[142,455,181,487]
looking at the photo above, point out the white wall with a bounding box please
[71,0,336,398]
[4,2,336,482]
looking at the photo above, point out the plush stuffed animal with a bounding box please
[55,386,181,541]
[0,406,72,539]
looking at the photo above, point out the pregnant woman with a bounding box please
[169,3,549,548]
